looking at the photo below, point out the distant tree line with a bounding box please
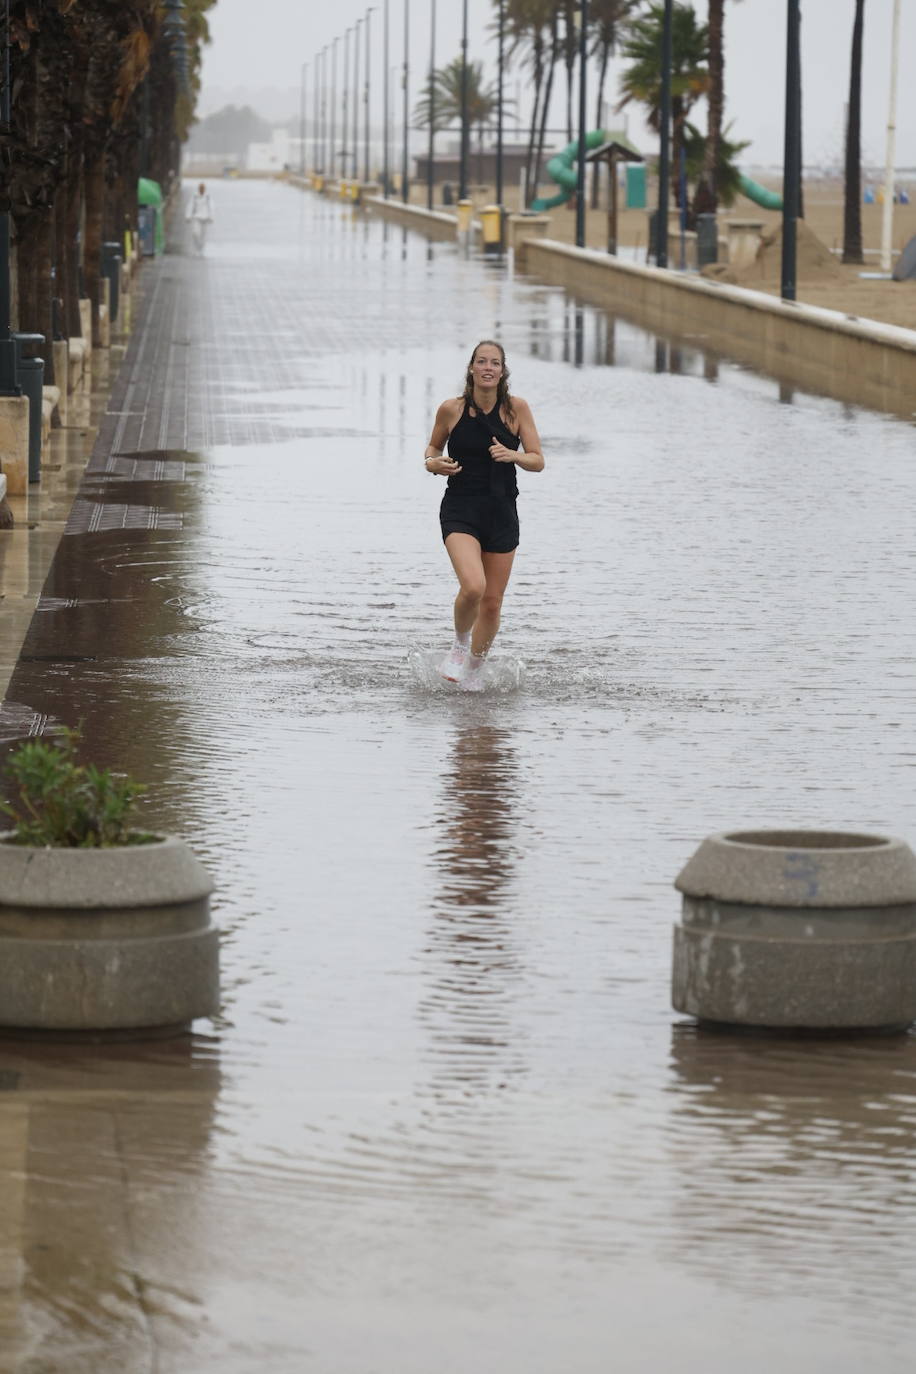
[2,0,214,383]
[186,105,273,161]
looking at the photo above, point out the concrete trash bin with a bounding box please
[672,830,916,1032]
[480,205,503,254]
[456,199,474,235]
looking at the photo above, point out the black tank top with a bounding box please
[446,400,520,497]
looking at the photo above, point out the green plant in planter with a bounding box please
[0,727,154,848]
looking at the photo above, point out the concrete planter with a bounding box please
[672,830,916,1032]
[0,834,218,1035]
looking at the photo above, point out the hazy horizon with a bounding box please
[197,1,915,173]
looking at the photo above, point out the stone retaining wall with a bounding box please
[523,239,916,421]
[362,195,459,242]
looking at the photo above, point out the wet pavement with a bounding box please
[2,178,916,1371]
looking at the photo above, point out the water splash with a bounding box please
[406,647,525,695]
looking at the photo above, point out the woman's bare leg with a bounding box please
[444,533,487,634]
[470,550,516,657]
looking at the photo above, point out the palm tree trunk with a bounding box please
[842,0,865,263]
[672,95,685,208]
[591,40,611,209]
[33,213,55,386]
[698,0,723,213]
[65,157,84,339]
[535,52,557,201]
[525,37,545,206]
[84,154,105,347]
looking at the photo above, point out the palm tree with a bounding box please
[414,56,503,181]
[592,0,640,129]
[562,0,578,143]
[413,56,499,133]
[500,0,560,205]
[7,0,212,356]
[842,0,865,264]
[617,2,710,203]
[683,120,750,207]
[696,0,747,214]
[590,0,640,206]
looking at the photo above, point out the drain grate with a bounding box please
[103,456,188,482]
[65,500,183,535]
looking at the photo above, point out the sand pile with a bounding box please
[703,219,843,286]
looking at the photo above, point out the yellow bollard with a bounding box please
[480,204,503,254]
[456,199,474,235]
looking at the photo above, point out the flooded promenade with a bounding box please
[2,178,916,1371]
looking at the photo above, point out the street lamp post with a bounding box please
[881,0,902,273]
[575,0,588,248]
[656,0,673,268]
[364,8,374,183]
[426,0,436,210]
[383,0,390,196]
[0,0,18,394]
[330,37,339,183]
[353,20,360,180]
[343,27,351,182]
[459,0,469,200]
[401,0,409,203]
[314,49,322,175]
[496,0,505,212]
[299,61,307,176]
[322,46,330,175]
[780,0,801,300]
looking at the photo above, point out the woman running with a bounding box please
[423,340,545,690]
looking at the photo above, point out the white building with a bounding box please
[245,128,303,173]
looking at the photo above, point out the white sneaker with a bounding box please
[459,655,487,692]
[438,643,468,682]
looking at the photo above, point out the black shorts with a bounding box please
[439,490,519,554]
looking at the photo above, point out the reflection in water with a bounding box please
[0,1037,221,1365]
[667,1024,916,1323]
[419,726,525,1098]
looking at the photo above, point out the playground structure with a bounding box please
[531,130,643,212]
[533,141,783,215]
[738,174,783,210]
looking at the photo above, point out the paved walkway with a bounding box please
[2,178,916,1373]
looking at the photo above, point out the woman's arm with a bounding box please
[490,396,545,472]
[423,399,462,476]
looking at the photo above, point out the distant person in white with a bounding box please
[186,182,214,255]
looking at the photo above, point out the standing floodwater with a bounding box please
[2,179,916,1372]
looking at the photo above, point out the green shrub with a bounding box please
[0,727,152,848]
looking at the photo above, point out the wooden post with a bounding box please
[607,153,618,255]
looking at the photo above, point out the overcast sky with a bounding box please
[198,0,915,171]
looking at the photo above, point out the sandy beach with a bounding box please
[410,176,916,332]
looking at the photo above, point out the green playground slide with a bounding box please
[738,174,783,211]
[531,142,783,214]
[531,130,638,211]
